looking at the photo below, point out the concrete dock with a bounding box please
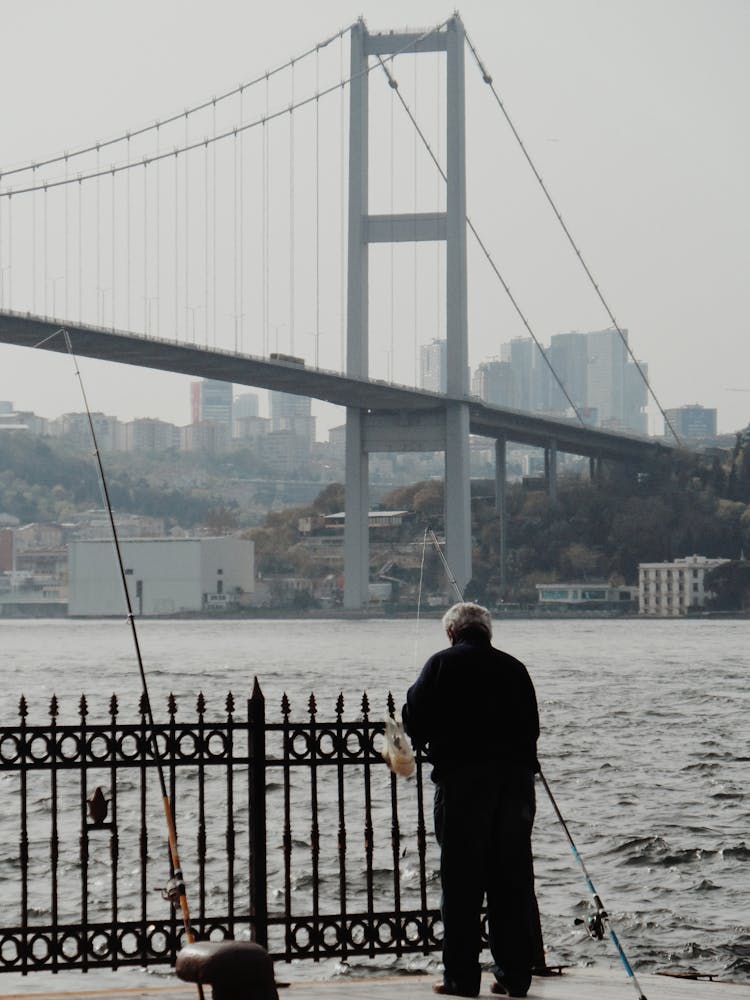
[0,968,746,1000]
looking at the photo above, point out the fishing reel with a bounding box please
[159,875,185,907]
[574,907,607,941]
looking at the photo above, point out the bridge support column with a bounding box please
[443,15,471,598]
[495,436,507,589]
[445,402,472,598]
[545,440,558,499]
[343,408,369,610]
[343,20,370,610]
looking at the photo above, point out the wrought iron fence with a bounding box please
[0,680,443,975]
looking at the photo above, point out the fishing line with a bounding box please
[425,530,647,999]
[412,528,429,674]
[37,327,205,1000]
[427,527,463,602]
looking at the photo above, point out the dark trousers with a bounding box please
[434,763,536,996]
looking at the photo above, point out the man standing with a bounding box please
[403,602,540,999]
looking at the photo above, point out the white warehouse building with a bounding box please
[69,537,254,616]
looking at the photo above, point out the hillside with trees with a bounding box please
[0,433,215,528]
[3,425,750,606]
[245,430,750,605]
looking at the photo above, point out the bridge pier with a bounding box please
[545,439,558,499]
[343,409,370,609]
[343,20,370,611]
[445,403,472,597]
[495,436,507,589]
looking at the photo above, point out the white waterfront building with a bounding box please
[69,537,254,616]
[638,555,728,617]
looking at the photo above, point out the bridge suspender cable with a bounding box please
[376,56,588,430]
[463,29,681,448]
[37,326,205,1000]
[424,530,648,1000]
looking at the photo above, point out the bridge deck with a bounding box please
[0,968,743,1000]
[0,311,672,462]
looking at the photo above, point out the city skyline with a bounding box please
[0,328,724,446]
[1,1,748,437]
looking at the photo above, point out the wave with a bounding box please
[604,835,750,870]
[721,843,750,860]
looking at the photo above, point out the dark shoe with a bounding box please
[490,981,527,998]
[433,981,478,997]
[532,963,564,976]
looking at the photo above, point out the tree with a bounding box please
[204,505,240,535]
[705,561,750,611]
[311,483,345,514]
[558,542,603,580]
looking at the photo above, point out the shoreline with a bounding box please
[1,608,748,622]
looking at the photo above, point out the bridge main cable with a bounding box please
[463,28,682,447]
[0,25,354,181]
[0,20,452,200]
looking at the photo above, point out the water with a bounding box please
[0,617,748,994]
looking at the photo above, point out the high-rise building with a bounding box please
[267,356,315,452]
[49,412,121,450]
[586,328,627,429]
[500,337,542,411]
[495,327,648,433]
[546,332,588,414]
[233,415,270,441]
[269,392,315,449]
[125,418,180,452]
[181,421,230,452]
[190,379,233,427]
[663,404,717,440]
[623,359,648,435]
[233,393,260,420]
[419,339,447,393]
[586,328,647,433]
[471,359,518,408]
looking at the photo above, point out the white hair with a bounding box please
[441,601,492,639]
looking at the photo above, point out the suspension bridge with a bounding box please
[0,15,675,608]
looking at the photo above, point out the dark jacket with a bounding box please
[402,626,540,778]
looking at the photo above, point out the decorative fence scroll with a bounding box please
[0,681,443,975]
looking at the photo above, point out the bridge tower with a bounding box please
[344,15,472,609]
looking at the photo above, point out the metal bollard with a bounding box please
[176,941,280,1000]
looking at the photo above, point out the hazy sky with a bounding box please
[1,0,748,438]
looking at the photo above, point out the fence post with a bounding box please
[248,677,268,949]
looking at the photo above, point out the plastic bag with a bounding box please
[382,715,416,778]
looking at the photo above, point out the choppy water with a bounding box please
[0,617,748,993]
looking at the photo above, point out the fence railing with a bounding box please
[0,680,443,975]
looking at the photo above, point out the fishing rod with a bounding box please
[425,529,648,1000]
[57,330,205,1000]
[537,772,648,1000]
